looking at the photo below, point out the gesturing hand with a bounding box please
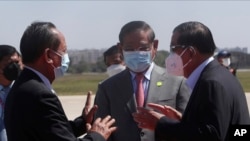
[147,103,182,121]
[133,107,165,130]
[82,91,97,124]
[86,115,117,140]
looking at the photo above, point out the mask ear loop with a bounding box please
[182,46,195,68]
[179,48,188,57]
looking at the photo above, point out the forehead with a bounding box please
[122,30,150,44]
[52,28,67,52]
[0,53,19,67]
[170,32,180,45]
[106,53,121,60]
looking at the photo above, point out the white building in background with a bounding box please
[68,49,106,65]
[217,46,248,53]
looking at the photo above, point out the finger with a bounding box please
[93,117,101,124]
[86,123,91,131]
[136,107,149,113]
[85,91,93,107]
[147,103,165,112]
[138,122,147,129]
[101,115,111,123]
[109,126,117,133]
[106,118,116,127]
[132,112,143,120]
[86,105,98,123]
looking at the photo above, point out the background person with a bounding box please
[133,21,250,141]
[104,45,126,77]
[217,50,237,76]
[94,21,190,141]
[4,21,116,141]
[0,45,23,141]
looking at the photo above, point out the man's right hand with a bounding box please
[86,115,117,140]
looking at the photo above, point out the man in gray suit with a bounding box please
[94,21,190,141]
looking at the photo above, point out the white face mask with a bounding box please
[165,48,190,76]
[106,64,126,77]
[222,58,231,67]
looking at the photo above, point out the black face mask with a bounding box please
[3,62,22,81]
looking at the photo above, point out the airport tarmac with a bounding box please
[59,93,250,120]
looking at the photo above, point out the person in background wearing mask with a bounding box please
[0,45,23,141]
[104,45,126,77]
[133,21,250,141]
[94,21,190,141]
[217,50,236,76]
[4,21,117,141]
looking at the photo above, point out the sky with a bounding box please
[1,0,250,52]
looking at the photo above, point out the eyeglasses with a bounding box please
[170,45,191,52]
[50,49,65,57]
[123,43,153,52]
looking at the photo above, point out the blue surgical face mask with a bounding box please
[123,50,152,73]
[51,50,70,79]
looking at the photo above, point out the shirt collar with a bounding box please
[186,56,214,92]
[130,62,155,80]
[25,66,52,91]
[0,81,14,91]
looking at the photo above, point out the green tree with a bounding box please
[154,50,169,67]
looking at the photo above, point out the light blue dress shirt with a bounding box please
[186,57,214,93]
[129,62,154,106]
[0,84,12,141]
[25,66,54,93]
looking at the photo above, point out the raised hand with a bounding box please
[82,91,97,124]
[87,115,117,140]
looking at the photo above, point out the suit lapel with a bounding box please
[182,60,219,120]
[116,69,137,113]
[147,65,165,104]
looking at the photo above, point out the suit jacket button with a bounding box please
[140,131,144,137]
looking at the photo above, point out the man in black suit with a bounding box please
[4,21,116,141]
[133,21,250,141]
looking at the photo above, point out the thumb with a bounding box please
[86,123,92,131]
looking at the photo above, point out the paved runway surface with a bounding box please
[59,93,250,120]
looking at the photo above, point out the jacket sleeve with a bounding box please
[175,77,190,114]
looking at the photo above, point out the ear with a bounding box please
[153,39,159,50]
[152,40,159,58]
[188,47,197,57]
[117,42,123,56]
[44,48,53,64]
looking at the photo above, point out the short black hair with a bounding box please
[0,45,17,61]
[173,21,216,55]
[119,21,155,44]
[20,21,60,64]
[103,45,123,64]
[217,50,231,58]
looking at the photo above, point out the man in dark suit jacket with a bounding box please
[94,21,190,141]
[4,21,116,141]
[133,21,250,141]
